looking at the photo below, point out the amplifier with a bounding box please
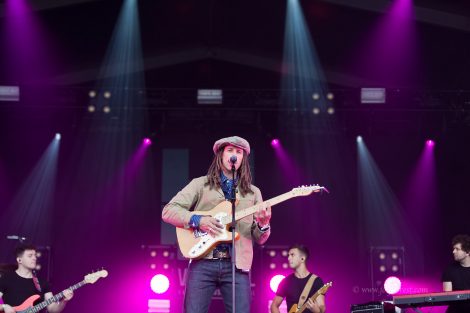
[351,301,396,313]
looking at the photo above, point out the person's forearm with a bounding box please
[162,202,192,227]
[270,306,281,313]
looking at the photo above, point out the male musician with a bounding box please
[0,244,73,313]
[442,234,470,313]
[271,244,326,313]
[162,136,271,313]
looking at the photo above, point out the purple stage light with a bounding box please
[271,138,280,147]
[150,274,170,294]
[425,139,435,147]
[384,276,401,295]
[143,138,152,145]
[269,274,285,293]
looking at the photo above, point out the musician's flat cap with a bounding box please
[213,136,251,155]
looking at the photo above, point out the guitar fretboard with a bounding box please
[219,186,324,225]
[219,191,294,225]
[28,281,85,313]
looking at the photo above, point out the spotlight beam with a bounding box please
[320,0,470,32]
[51,48,373,87]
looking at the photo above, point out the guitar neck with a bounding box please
[297,291,322,313]
[30,281,86,312]
[234,191,295,221]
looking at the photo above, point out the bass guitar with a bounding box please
[13,269,108,313]
[289,281,332,313]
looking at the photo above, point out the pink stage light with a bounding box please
[143,138,152,145]
[425,139,435,147]
[384,276,401,295]
[269,274,285,293]
[150,274,170,294]
[271,139,280,147]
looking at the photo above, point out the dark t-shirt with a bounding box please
[0,271,50,307]
[441,263,470,313]
[276,273,324,312]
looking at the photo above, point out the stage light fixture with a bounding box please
[197,89,222,104]
[0,85,20,101]
[269,275,285,293]
[384,276,401,295]
[361,88,386,104]
[150,274,170,294]
[371,246,405,294]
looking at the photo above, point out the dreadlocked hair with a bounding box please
[206,146,253,196]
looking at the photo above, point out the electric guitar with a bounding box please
[288,281,332,313]
[176,185,328,259]
[13,270,108,313]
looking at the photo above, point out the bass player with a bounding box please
[0,244,73,313]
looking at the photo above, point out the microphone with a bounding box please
[7,235,26,242]
[229,155,237,164]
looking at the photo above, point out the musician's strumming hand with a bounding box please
[305,298,323,313]
[254,203,272,228]
[199,216,224,235]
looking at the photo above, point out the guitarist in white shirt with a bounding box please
[0,244,73,313]
[271,244,326,313]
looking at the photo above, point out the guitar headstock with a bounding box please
[291,185,329,196]
[84,269,108,284]
[319,281,333,294]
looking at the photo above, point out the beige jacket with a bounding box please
[162,176,270,271]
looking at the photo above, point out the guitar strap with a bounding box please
[32,270,42,293]
[297,274,317,308]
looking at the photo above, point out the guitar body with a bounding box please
[176,200,240,259]
[288,303,299,313]
[14,294,41,313]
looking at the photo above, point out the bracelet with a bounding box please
[257,223,270,231]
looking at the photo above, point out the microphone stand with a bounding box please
[230,162,238,313]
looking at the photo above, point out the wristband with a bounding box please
[257,223,270,231]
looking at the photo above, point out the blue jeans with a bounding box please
[184,259,251,313]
